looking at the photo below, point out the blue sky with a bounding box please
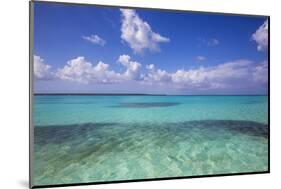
[33,2,268,95]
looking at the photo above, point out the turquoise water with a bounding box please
[33,95,268,186]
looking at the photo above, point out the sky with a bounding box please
[33,2,269,95]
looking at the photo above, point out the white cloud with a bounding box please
[146,64,155,70]
[56,55,142,84]
[82,35,106,46]
[196,56,206,61]
[252,61,268,83]
[252,20,268,51]
[170,60,254,89]
[33,55,53,80]
[120,9,170,54]
[117,54,142,80]
[144,60,267,90]
[56,57,121,84]
[144,64,171,84]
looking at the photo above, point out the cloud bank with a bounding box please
[120,9,170,54]
[34,55,268,92]
[143,59,267,90]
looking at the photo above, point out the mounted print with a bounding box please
[30,1,269,188]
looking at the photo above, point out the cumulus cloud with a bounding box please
[56,57,121,84]
[56,55,142,84]
[82,35,106,46]
[252,20,268,51]
[117,54,142,80]
[196,56,206,61]
[144,64,171,84]
[120,9,170,54]
[143,60,268,90]
[33,55,53,80]
[171,60,253,89]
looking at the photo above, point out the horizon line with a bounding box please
[33,93,268,96]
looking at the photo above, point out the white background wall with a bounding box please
[0,0,279,188]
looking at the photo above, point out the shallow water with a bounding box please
[32,95,268,186]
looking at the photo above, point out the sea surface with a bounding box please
[32,95,269,186]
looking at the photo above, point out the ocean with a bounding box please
[32,95,269,186]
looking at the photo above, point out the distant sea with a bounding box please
[33,95,269,186]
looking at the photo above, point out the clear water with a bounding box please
[33,95,268,186]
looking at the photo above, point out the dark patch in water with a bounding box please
[34,123,118,145]
[183,120,268,139]
[34,120,268,147]
[109,102,181,108]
